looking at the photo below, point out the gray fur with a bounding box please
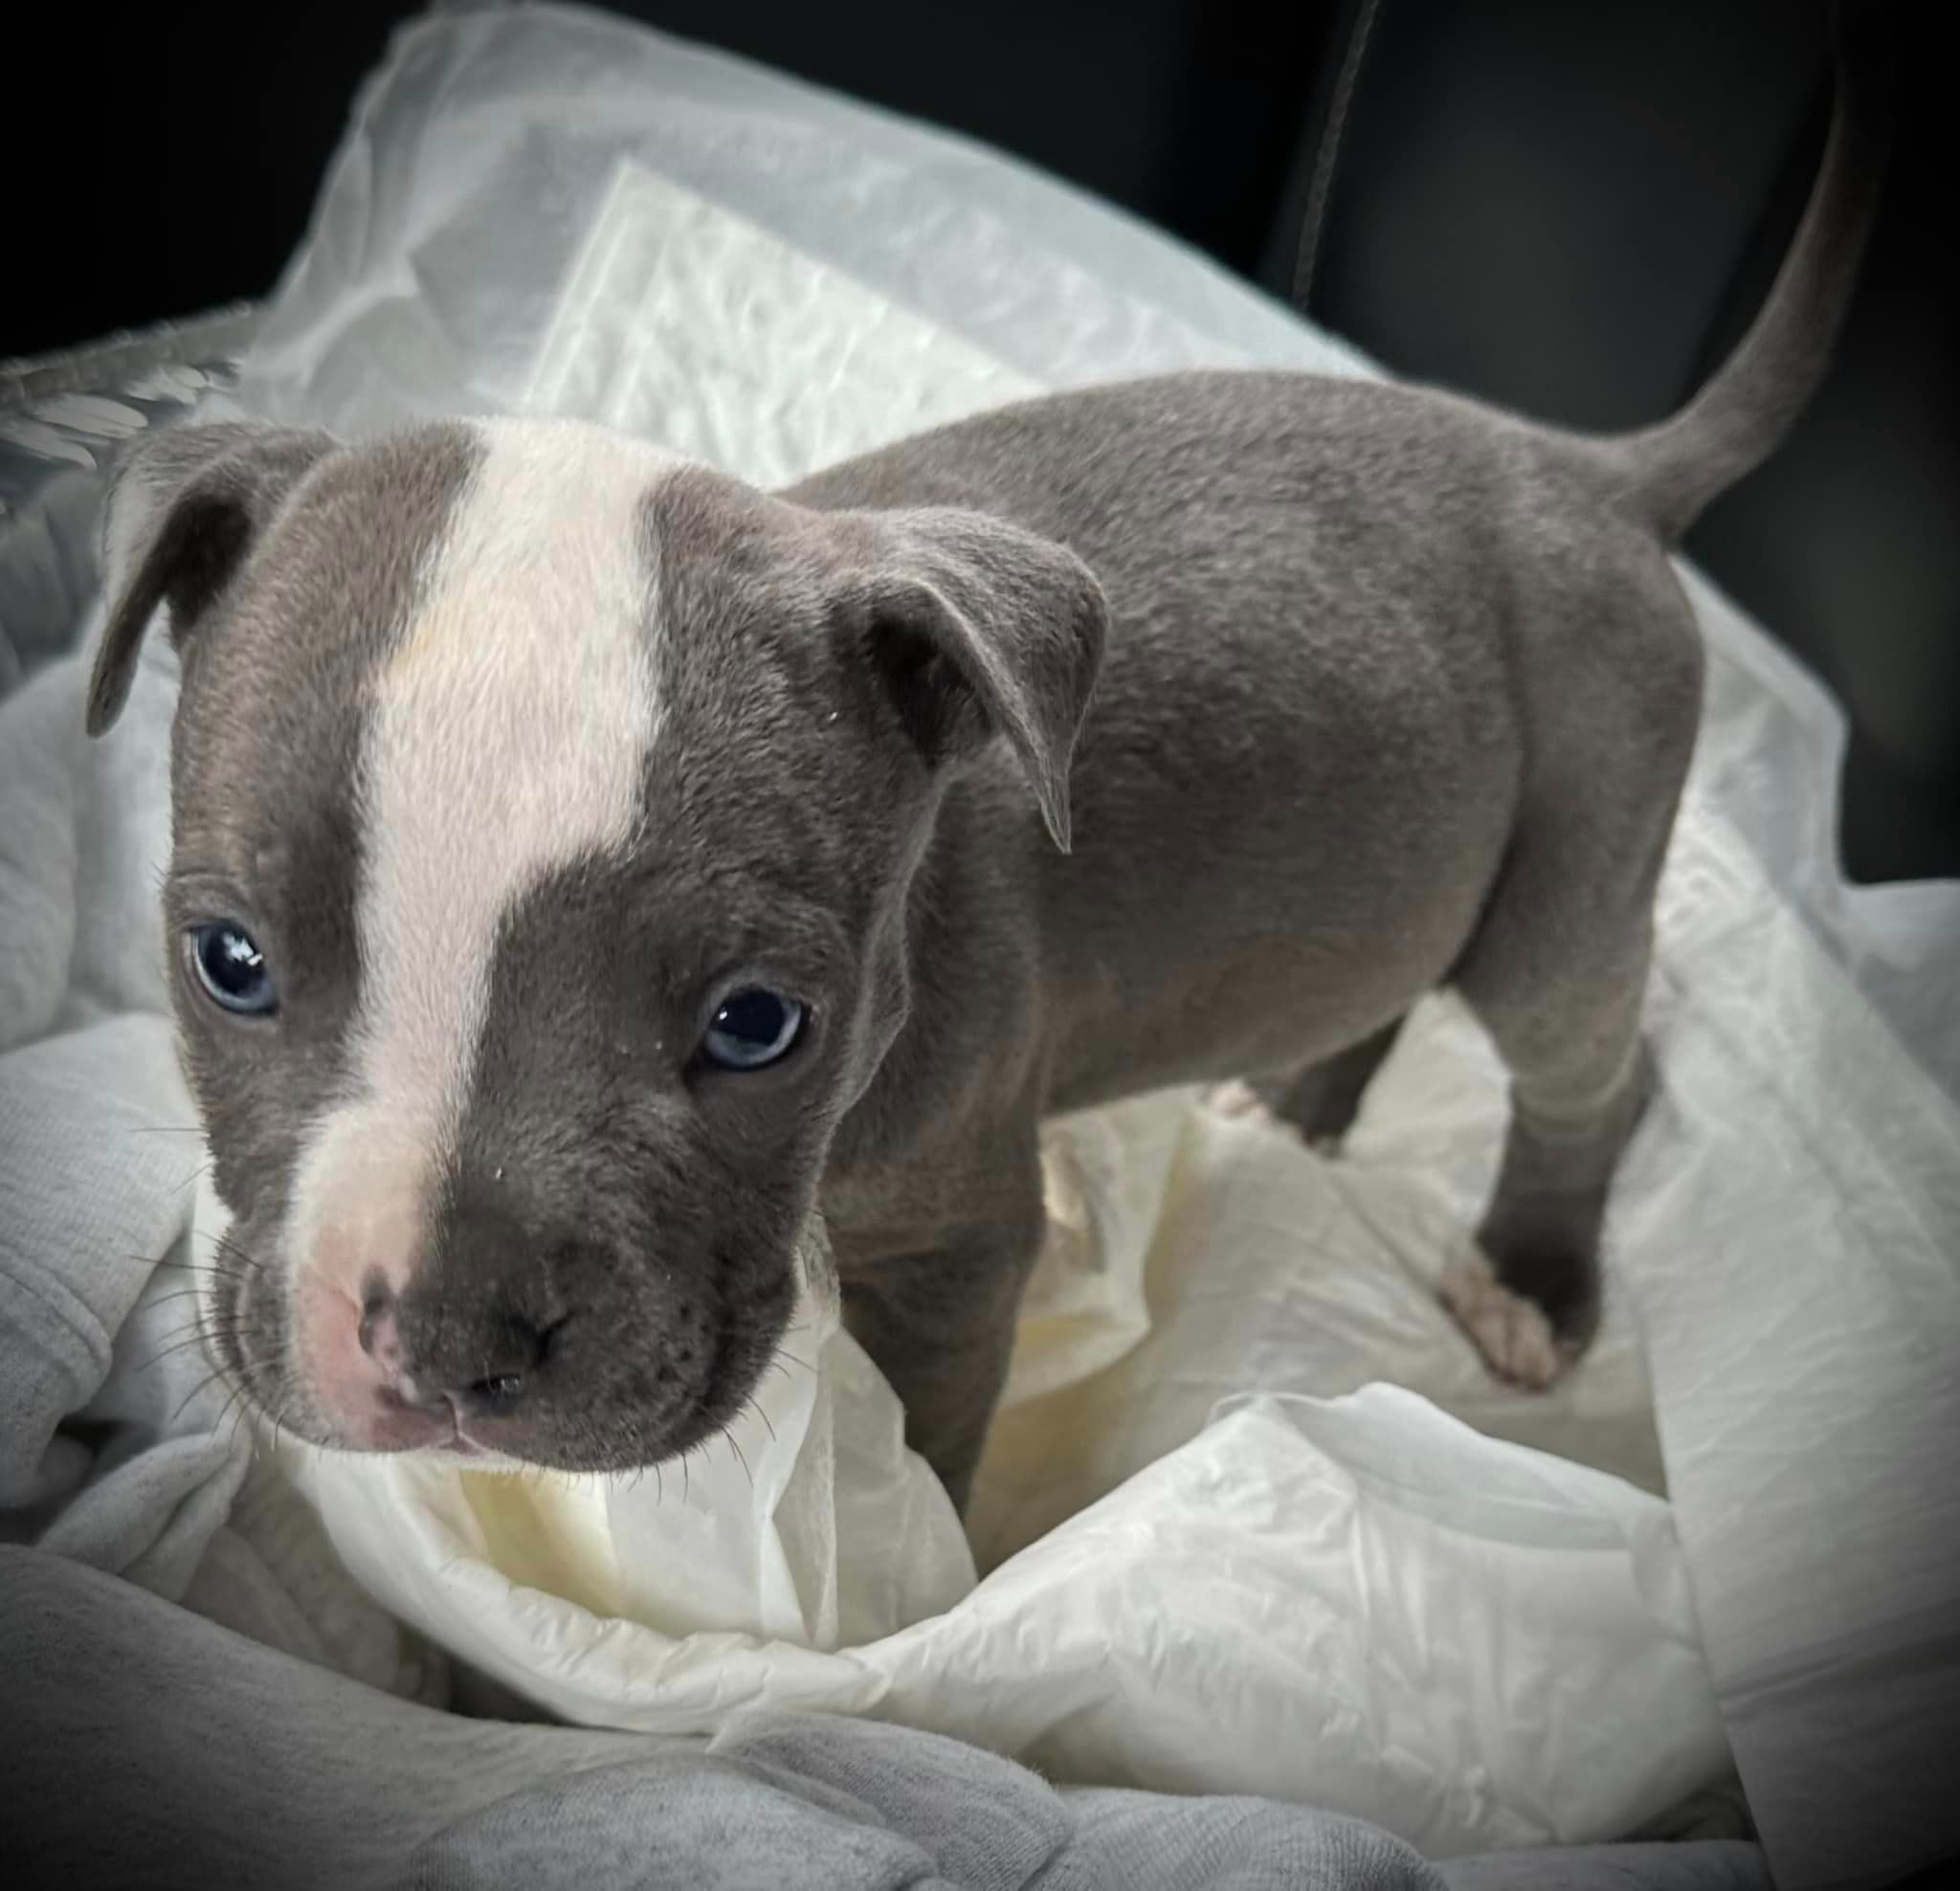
[85,9,1887,1509]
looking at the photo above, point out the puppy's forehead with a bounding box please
[353,418,676,1126]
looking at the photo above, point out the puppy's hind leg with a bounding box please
[1442,950,1658,1390]
[1441,595,1696,1387]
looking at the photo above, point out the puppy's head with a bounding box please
[90,417,1104,1468]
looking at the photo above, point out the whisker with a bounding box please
[135,1308,249,1364]
[144,1300,247,1336]
[145,1257,252,1280]
[136,1327,234,1373]
[171,1160,213,1198]
[159,1244,258,1278]
[138,1311,208,1348]
[217,1353,290,1448]
[169,1365,233,1425]
[145,1286,237,1310]
[217,1381,259,1445]
[208,1233,268,1275]
[724,1430,753,1490]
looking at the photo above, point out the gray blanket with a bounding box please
[2,1547,1768,1891]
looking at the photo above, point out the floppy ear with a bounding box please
[838,508,1108,852]
[86,423,335,737]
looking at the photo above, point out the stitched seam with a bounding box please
[1293,0,1388,311]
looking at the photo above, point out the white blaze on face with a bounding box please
[286,420,670,1322]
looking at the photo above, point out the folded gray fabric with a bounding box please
[3,1546,1449,1891]
[1436,1845,1770,1891]
[0,1014,236,1572]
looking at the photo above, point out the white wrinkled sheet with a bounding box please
[58,3,1960,1880]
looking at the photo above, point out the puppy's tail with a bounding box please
[1583,2,1893,542]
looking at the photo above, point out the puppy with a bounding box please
[87,12,1885,1511]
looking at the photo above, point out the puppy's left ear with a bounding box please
[840,508,1108,853]
[86,423,335,737]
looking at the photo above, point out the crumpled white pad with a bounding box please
[246,1170,1726,1861]
[160,2,1958,1880]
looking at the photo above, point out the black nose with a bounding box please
[409,1301,568,1417]
[458,1311,552,1411]
[382,1291,570,1419]
[392,1183,584,1419]
[360,1282,565,1417]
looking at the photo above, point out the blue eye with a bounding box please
[702,989,804,1071]
[189,923,278,1015]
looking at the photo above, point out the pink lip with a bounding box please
[359,1397,455,1453]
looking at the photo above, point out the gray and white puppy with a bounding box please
[88,15,1885,1512]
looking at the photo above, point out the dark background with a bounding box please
[3,0,1952,884]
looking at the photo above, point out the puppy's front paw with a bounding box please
[1437,1250,1579,1390]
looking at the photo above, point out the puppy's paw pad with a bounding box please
[1437,1253,1573,1390]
